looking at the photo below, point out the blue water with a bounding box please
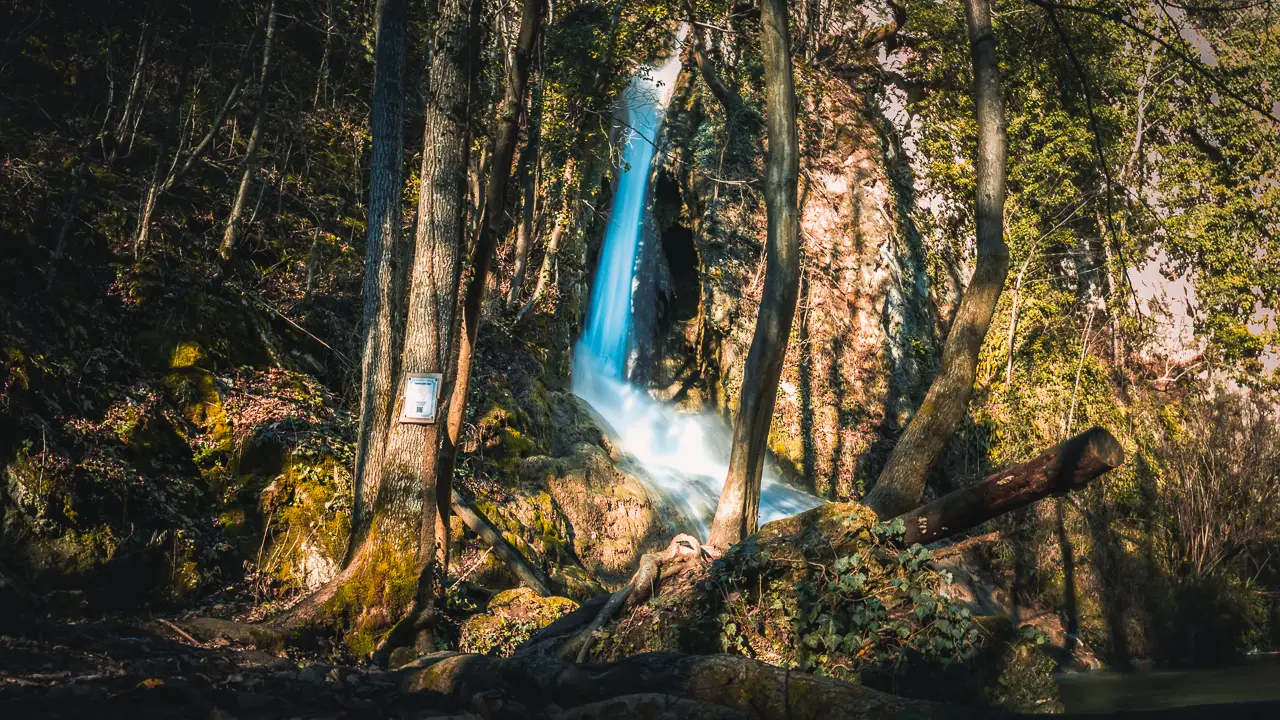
[572,35,822,539]
[576,75,665,382]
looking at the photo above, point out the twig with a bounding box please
[157,618,203,647]
[449,546,494,588]
[226,281,355,368]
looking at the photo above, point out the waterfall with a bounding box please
[573,33,822,540]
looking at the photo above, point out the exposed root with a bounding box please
[398,650,942,719]
[561,534,707,663]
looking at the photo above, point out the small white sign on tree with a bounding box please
[399,373,443,424]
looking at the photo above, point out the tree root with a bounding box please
[559,534,706,663]
[398,651,952,719]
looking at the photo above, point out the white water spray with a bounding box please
[573,32,822,540]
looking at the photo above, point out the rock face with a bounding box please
[645,69,937,500]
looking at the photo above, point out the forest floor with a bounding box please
[7,612,1280,719]
[0,614,456,720]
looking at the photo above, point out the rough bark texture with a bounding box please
[218,0,278,262]
[893,426,1124,545]
[276,0,480,631]
[375,0,479,582]
[436,0,546,565]
[865,0,1009,518]
[348,0,408,557]
[707,0,801,549]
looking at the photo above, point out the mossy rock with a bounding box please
[458,588,578,656]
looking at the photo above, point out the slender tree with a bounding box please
[219,0,279,263]
[347,0,409,561]
[864,0,1009,518]
[706,0,801,550]
[436,0,546,564]
[504,91,540,308]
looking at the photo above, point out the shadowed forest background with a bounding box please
[2,0,1280,717]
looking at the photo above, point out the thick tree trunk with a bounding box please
[368,0,480,602]
[219,0,279,263]
[893,426,1124,546]
[435,0,545,571]
[707,0,801,550]
[865,0,1009,518]
[348,0,409,560]
[278,0,481,638]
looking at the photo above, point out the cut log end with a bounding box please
[1082,425,1125,470]
[894,426,1125,546]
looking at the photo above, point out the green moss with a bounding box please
[320,528,420,657]
[458,588,578,656]
[767,422,804,477]
[163,341,233,465]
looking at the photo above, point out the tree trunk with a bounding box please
[47,160,89,289]
[277,0,481,641]
[706,0,801,550]
[865,0,1009,518]
[219,0,279,263]
[517,158,574,320]
[435,0,545,571]
[133,66,189,256]
[504,96,540,308]
[112,17,150,157]
[363,0,480,605]
[314,0,336,107]
[893,426,1124,546]
[347,0,409,561]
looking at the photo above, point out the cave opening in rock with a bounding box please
[661,222,699,324]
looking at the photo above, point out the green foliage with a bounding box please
[789,519,980,679]
[709,511,979,683]
[457,588,578,656]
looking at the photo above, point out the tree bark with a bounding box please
[504,97,540,308]
[435,0,545,571]
[278,0,481,637]
[219,0,279,263]
[683,0,753,130]
[893,426,1124,546]
[371,0,480,603]
[707,0,801,550]
[518,157,575,320]
[347,0,409,561]
[865,0,1009,519]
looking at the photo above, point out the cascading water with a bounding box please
[573,33,822,540]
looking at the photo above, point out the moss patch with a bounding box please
[458,588,578,656]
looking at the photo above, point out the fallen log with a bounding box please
[451,488,552,596]
[894,426,1124,546]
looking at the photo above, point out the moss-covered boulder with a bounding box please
[458,588,578,656]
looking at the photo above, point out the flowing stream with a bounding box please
[572,35,822,540]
